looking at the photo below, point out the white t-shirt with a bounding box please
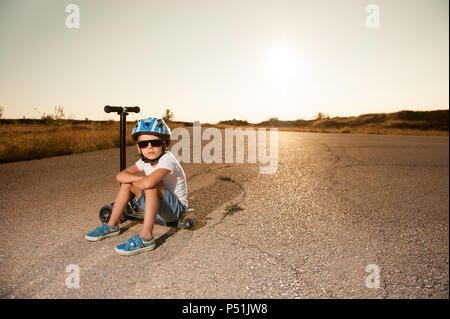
[135,151,188,208]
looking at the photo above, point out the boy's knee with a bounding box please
[120,183,142,198]
[144,181,163,192]
[144,187,158,195]
[144,185,164,200]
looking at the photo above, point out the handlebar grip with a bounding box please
[104,105,124,113]
[125,106,140,113]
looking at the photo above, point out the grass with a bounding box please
[224,204,243,215]
[0,119,187,163]
[208,109,449,136]
[218,175,234,182]
[0,109,447,163]
[0,122,122,163]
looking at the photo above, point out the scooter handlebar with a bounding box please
[104,105,140,114]
[104,105,123,113]
[125,106,140,113]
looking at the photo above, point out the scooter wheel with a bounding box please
[184,217,196,229]
[99,203,130,224]
[99,204,113,223]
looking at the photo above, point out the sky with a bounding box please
[0,0,448,123]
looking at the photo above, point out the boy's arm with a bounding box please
[116,164,144,184]
[132,168,170,190]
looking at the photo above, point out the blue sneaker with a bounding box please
[85,223,120,241]
[115,235,155,256]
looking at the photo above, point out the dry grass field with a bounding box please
[0,109,447,163]
[0,119,189,163]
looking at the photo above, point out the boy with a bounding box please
[85,117,188,256]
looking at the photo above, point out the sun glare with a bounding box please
[265,46,299,81]
[262,45,302,96]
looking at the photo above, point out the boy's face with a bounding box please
[136,134,164,160]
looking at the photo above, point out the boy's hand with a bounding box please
[132,178,147,190]
[116,164,143,184]
[132,168,170,190]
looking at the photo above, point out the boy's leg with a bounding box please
[139,183,164,240]
[107,183,142,227]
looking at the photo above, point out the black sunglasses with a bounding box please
[137,139,163,149]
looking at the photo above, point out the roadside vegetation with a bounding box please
[0,107,184,163]
[215,110,448,136]
[0,107,447,163]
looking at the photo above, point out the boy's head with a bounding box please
[131,117,171,162]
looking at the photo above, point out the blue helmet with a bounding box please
[131,117,171,143]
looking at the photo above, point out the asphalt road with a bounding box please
[0,131,448,298]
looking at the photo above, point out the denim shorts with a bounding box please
[132,188,186,223]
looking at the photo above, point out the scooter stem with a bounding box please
[104,105,140,171]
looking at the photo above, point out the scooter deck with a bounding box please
[126,211,195,229]
[99,203,195,229]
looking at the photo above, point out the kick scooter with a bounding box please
[98,105,195,229]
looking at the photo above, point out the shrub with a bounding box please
[218,119,249,126]
[162,109,174,122]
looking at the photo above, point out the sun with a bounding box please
[262,45,302,96]
[264,46,299,82]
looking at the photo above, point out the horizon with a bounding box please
[2,107,447,124]
[0,0,448,123]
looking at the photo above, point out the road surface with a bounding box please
[0,131,448,298]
